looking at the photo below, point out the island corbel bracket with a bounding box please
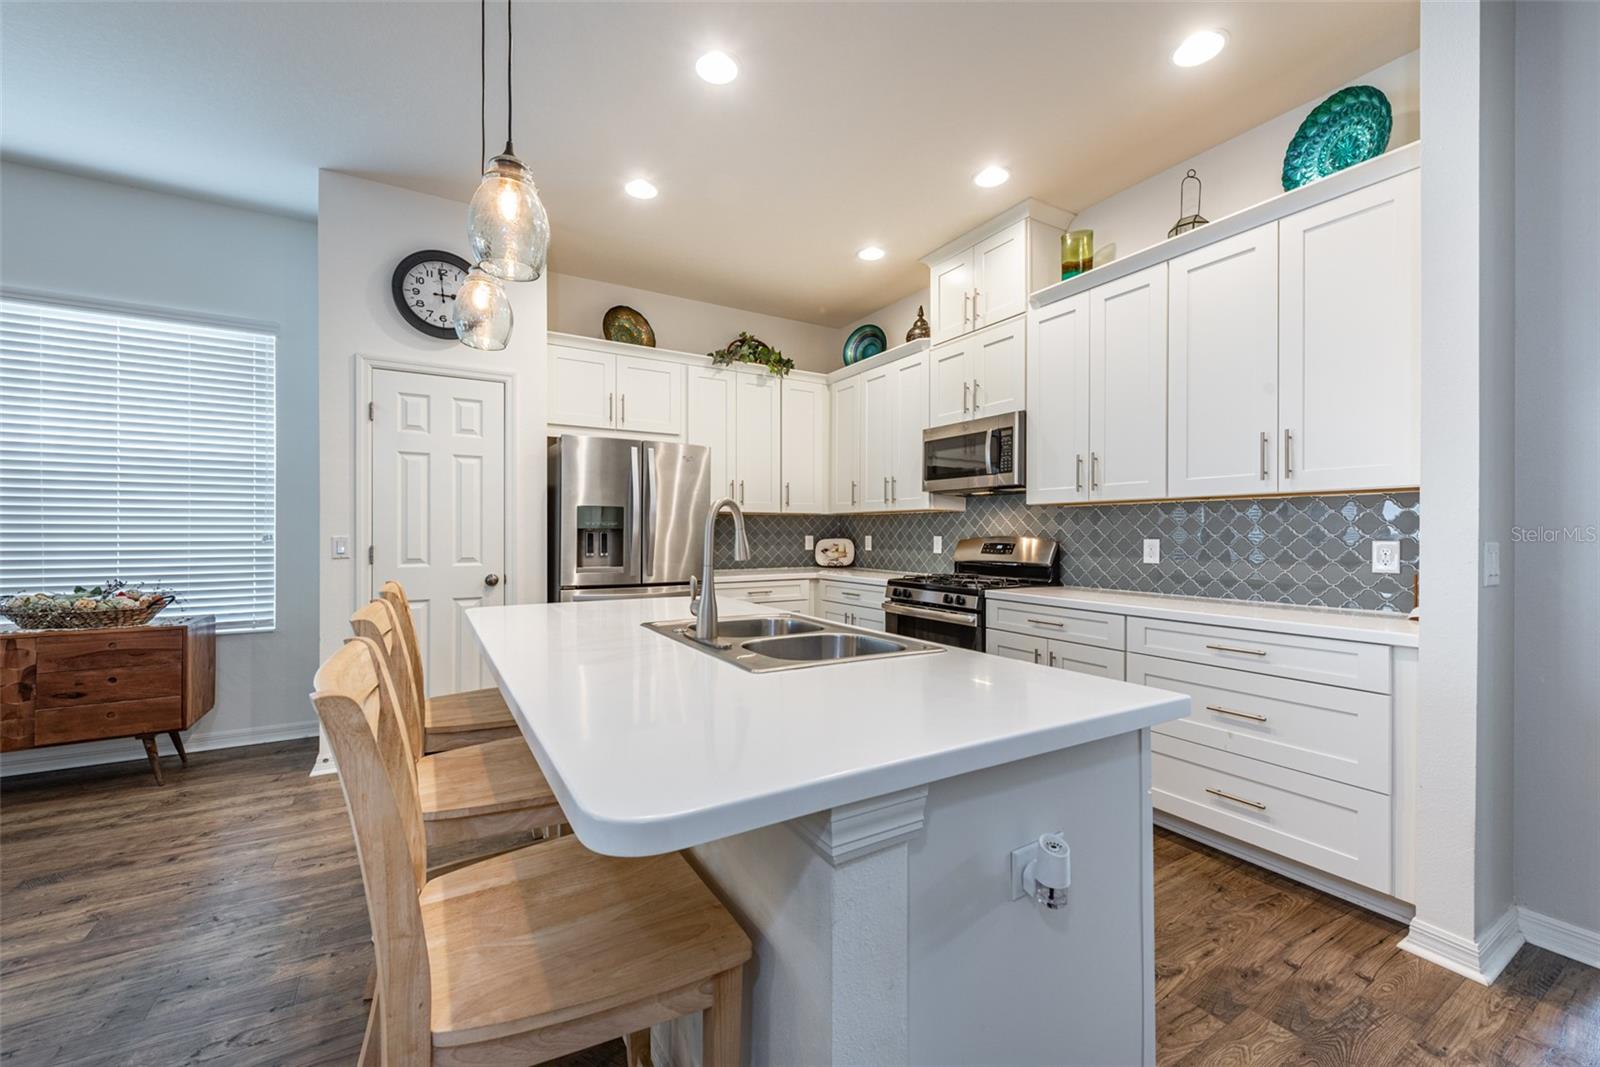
[790,786,930,866]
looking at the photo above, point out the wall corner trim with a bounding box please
[1399,908,1525,985]
[1516,906,1600,971]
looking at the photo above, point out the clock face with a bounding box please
[391,250,472,339]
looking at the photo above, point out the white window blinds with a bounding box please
[0,297,276,633]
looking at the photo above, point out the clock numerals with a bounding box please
[394,250,472,339]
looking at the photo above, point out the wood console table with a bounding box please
[0,617,216,784]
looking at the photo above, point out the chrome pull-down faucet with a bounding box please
[689,497,751,645]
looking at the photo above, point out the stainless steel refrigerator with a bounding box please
[548,435,712,602]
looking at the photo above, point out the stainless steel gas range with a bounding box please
[882,535,1059,650]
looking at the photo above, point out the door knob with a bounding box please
[484,573,501,587]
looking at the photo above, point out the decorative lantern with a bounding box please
[1168,169,1209,238]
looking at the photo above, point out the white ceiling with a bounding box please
[0,2,1417,326]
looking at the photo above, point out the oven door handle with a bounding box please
[882,600,981,628]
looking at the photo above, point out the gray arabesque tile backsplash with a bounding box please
[714,492,1420,614]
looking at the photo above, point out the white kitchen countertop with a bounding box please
[715,566,898,585]
[984,586,1419,647]
[468,597,1188,857]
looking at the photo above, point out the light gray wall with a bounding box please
[1512,0,1600,937]
[0,161,320,773]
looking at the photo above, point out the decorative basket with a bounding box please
[1,594,174,631]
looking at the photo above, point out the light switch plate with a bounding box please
[1483,541,1501,586]
[804,535,815,550]
[864,535,873,551]
[934,535,943,553]
[1372,541,1401,574]
[331,536,350,560]
[1143,539,1160,565]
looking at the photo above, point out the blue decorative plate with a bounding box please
[1282,85,1392,191]
[842,324,887,365]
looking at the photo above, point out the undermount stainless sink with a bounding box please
[644,614,944,673]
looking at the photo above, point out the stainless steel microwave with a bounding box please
[922,412,1025,494]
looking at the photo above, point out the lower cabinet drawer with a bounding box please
[987,602,1125,649]
[1127,616,1391,693]
[34,667,183,710]
[820,581,880,609]
[717,579,810,605]
[1152,733,1392,893]
[34,697,183,745]
[1129,654,1390,792]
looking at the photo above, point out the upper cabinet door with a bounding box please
[1168,224,1280,498]
[548,345,616,428]
[1025,294,1091,505]
[970,317,1025,418]
[890,353,932,509]
[686,366,738,500]
[830,376,863,511]
[929,250,975,343]
[861,366,895,509]
[1279,170,1420,493]
[973,220,1028,328]
[615,355,684,436]
[733,372,782,512]
[780,378,830,513]
[1091,264,1168,502]
[927,337,973,427]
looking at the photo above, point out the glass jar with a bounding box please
[1060,230,1095,280]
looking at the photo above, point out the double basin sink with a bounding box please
[644,613,945,673]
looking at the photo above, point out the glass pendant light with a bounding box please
[467,0,549,281]
[453,266,513,350]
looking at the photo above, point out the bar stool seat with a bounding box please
[423,687,519,751]
[416,736,562,840]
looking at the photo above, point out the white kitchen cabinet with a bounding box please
[1278,170,1420,493]
[733,372,782,512]
[1089,264,1167,501]
[929,251,975,341]
[830,376,863,511]
[780,377,829,512]
[686,365,738,500]
[928,318,1025,428]
[1167,224,1279,498]
[923,206,1070,344]
[890,354,933,509]
[548,340,683,437]
[861,364,894,509]
[1025,292,1091,504]
[973,221,1029,327]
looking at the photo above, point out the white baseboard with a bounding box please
[1154,812,1415,923]
[0,721,320,778]
[1517,906,1600,970]
[1399,907,1524,985]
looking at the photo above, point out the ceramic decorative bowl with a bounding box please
[602,305,656,347]
[1281,85,1393,191]
[842,324,887,366]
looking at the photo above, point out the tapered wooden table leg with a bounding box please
[138,734,164,786]
[167,730,188,766]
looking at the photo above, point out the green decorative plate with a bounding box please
[842,324,887,365]
[1281,85,1392,191]
[602,305,656,347]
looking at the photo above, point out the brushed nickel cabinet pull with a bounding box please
[609,393,615,422]
[972,288,981,324]
[1206,787,1267,811]
[1284,429,1295,478]
[1207,704,1269,723]
[1076,454,1084,493]
[851,480,857,506]
[1033,648,1042,664]
[963,380,970,413]
[883,476,890,502]
[1091,452,1101,491]
[1027,617,1065,628]
[972,377,980,412]
[841,590,861,598]
[891,475,897,502]
[1205,643,1267,656]
[1048,649,1057,667]
[785,481,790,507]
[963,291,971,326]
[621,394,626,424]
[1260,431,1269,480]
[739,480,745,504]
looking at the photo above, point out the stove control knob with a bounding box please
[943,593,954,604]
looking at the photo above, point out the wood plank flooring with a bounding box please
[3,740,1596,1066]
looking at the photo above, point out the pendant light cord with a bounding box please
[504,0,514,154]
[479,0,486,168]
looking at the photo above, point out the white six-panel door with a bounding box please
[830,376,863,511]
[371,368,505,696]
[1279,170,1421,492]
[686,365,738,500]
[1025,293,1091,505]
[1168,224,1280,498]
[733,372,782,512]
[1091,263,1168,501]
[780,377,829,511]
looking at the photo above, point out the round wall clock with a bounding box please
[391,250,472,339]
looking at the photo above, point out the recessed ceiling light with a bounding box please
[857,246,886,262]
[973,165,1010,188]
[624,178,658,200]
[695,51,739,85]
[1172,30,1227,67]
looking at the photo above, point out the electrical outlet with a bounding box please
[804,535,815,550]
[330,536,350,560]
[1372,541,1401,574]
[933,535,943,553]
[864,535,873,551]
[1143,538,1160,565]
[1483,541,1501,587]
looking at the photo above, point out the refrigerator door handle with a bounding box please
[628,444,643,582]
[643,445,658,580]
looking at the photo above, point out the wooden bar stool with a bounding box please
[312,640,750,1067]
[380,580,519,752]
[348,602,563,849]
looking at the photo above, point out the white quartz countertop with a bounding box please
[714,567,898,585]
[468,597,1188,857]
[984,586,1419,647]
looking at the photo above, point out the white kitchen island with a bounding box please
[468,597,1188,1067]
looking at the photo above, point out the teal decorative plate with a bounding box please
[842,324,887,365]
[1282,85,1392,191]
